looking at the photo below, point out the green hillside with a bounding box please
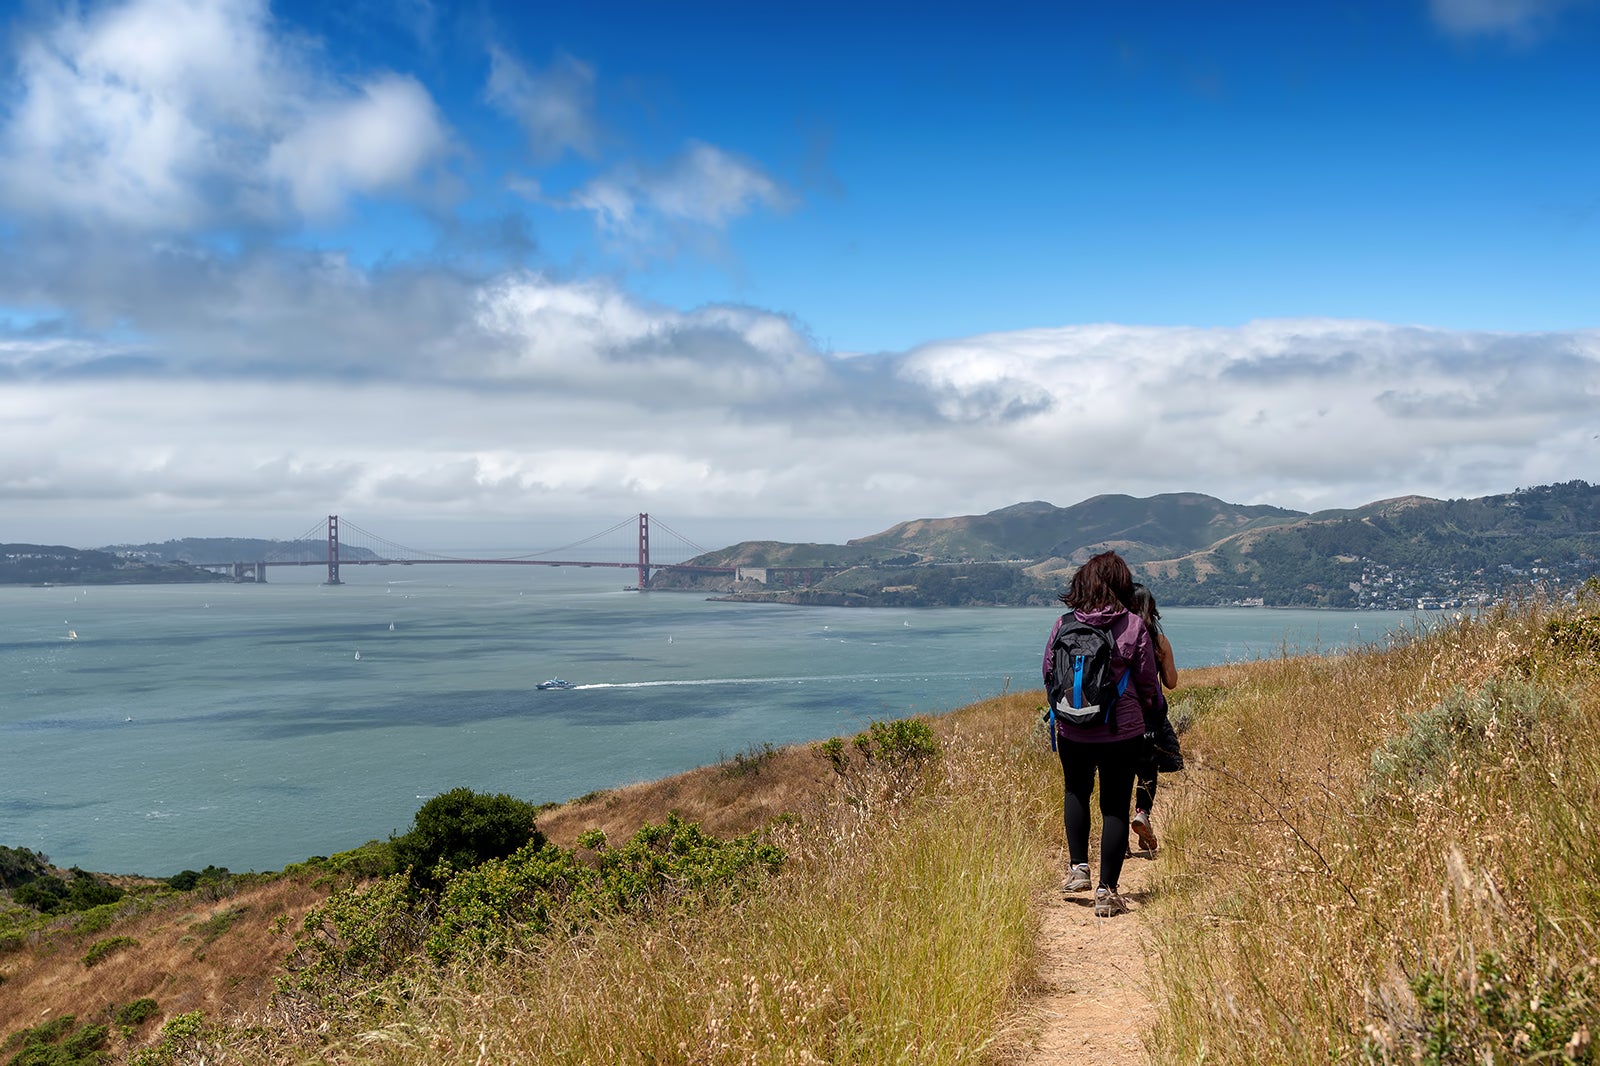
[849,493,1304,564]
[0,544,226,585]
[667,480,1600,608]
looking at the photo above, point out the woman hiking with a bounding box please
[1126,583,1180,853]
[1042,551,1160,917]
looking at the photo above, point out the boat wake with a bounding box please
[573,671,974,691]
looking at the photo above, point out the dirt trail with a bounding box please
[1015,848,1159,1065]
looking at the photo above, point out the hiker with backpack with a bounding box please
[1042,550,1160,917]
[1126,583,1182,853]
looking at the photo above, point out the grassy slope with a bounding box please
[5,589,1598,1063]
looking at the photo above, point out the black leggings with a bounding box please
[1135,757,1158,813]
[1058,736,1143,891]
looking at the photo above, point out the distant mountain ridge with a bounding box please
[665,480,1600,608]
[848,492,1305,565]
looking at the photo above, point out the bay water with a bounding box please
[1,564,1434,875]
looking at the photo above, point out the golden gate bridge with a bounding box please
[190,513,841,590]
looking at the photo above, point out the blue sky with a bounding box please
[1,0,1597,548]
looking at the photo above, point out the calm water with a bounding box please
[1,565,1434,875]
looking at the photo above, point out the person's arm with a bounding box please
[1156,632,1178,690]
[1129,620,1160,713]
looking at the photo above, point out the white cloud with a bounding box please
[4,293,1596,546]
[485,47,597,163]
[570,140,790,244]
[0,0,452,229]
[1427,0,1584,39]
[266,74,451,218]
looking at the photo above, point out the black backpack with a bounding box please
[1045,615,1130,744]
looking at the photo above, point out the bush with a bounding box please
[427,813,783,962]
[284,814,785,996]
[0,845,50,890]
[816,736,849,774]
[13,874,68,912]
[13,868,123,915]
[165,865,230,892]
[115,998,160,1036]
[1365,952,1595,1063]
[851,717,939,768]
[127,1011,205,1066]
[83,935,139,967]
[721,740,777,777]
[1,1014,109,1065]
[1367,679,1549,802]
[390,788,545,891]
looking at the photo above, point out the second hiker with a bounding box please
[1042,550,1160,917]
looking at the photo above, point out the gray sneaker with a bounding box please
[1093,885,1128,917]
[1062,862,1092,893]
[1131,808,1158,852]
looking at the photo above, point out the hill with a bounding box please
[3,594,1597,1062]
[659,480,1600,608]
[848,493,1304,564]
[104,537,381,565]
[0,544,227,585]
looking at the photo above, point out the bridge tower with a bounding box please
[325,514,342,585]
[637,512,651,590]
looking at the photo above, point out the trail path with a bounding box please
[1014,848,1159,1065]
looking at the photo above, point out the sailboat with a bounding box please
[354,649,362,661]
[388,622,395,631]
[66,629,78,640]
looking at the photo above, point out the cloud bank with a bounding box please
[4,258,1596,545]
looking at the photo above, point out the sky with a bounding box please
[1,0,1597,552]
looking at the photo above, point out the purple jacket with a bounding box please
[1042,605,1158,744]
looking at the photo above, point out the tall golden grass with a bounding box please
[1147,590,1599,1062]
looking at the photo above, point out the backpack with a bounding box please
[1045,615,1130,747]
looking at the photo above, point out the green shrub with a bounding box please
[194,906,246,943]
[127,1011,205,1066]
[164,866,230,892]
[114,998,159,1034]
[1364,952,1595,1064]
[280,874,427,997]
[816,736,849,774]
[1,1013,108,1066]
[425,813,783,963]
[390,787,545,891]
[1167,683,1229,732]
[70,901,123,936]
[285,814,785,997]
[13,875,67,913]
[1367,679,1550,802]
[82,935,138,967]
[14,869,123,916]
[0,846,50,889]
[851,717,939,768]
[721,740,778,777]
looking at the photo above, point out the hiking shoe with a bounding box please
[1062,862,1092,893]
[1131,808,1158,852]
[1093,885,1128,918]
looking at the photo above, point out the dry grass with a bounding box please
[0,876,327,1052]
[535,741,840,849]
[1145,595,1600,1062]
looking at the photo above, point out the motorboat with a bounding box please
[537,678,574,690]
